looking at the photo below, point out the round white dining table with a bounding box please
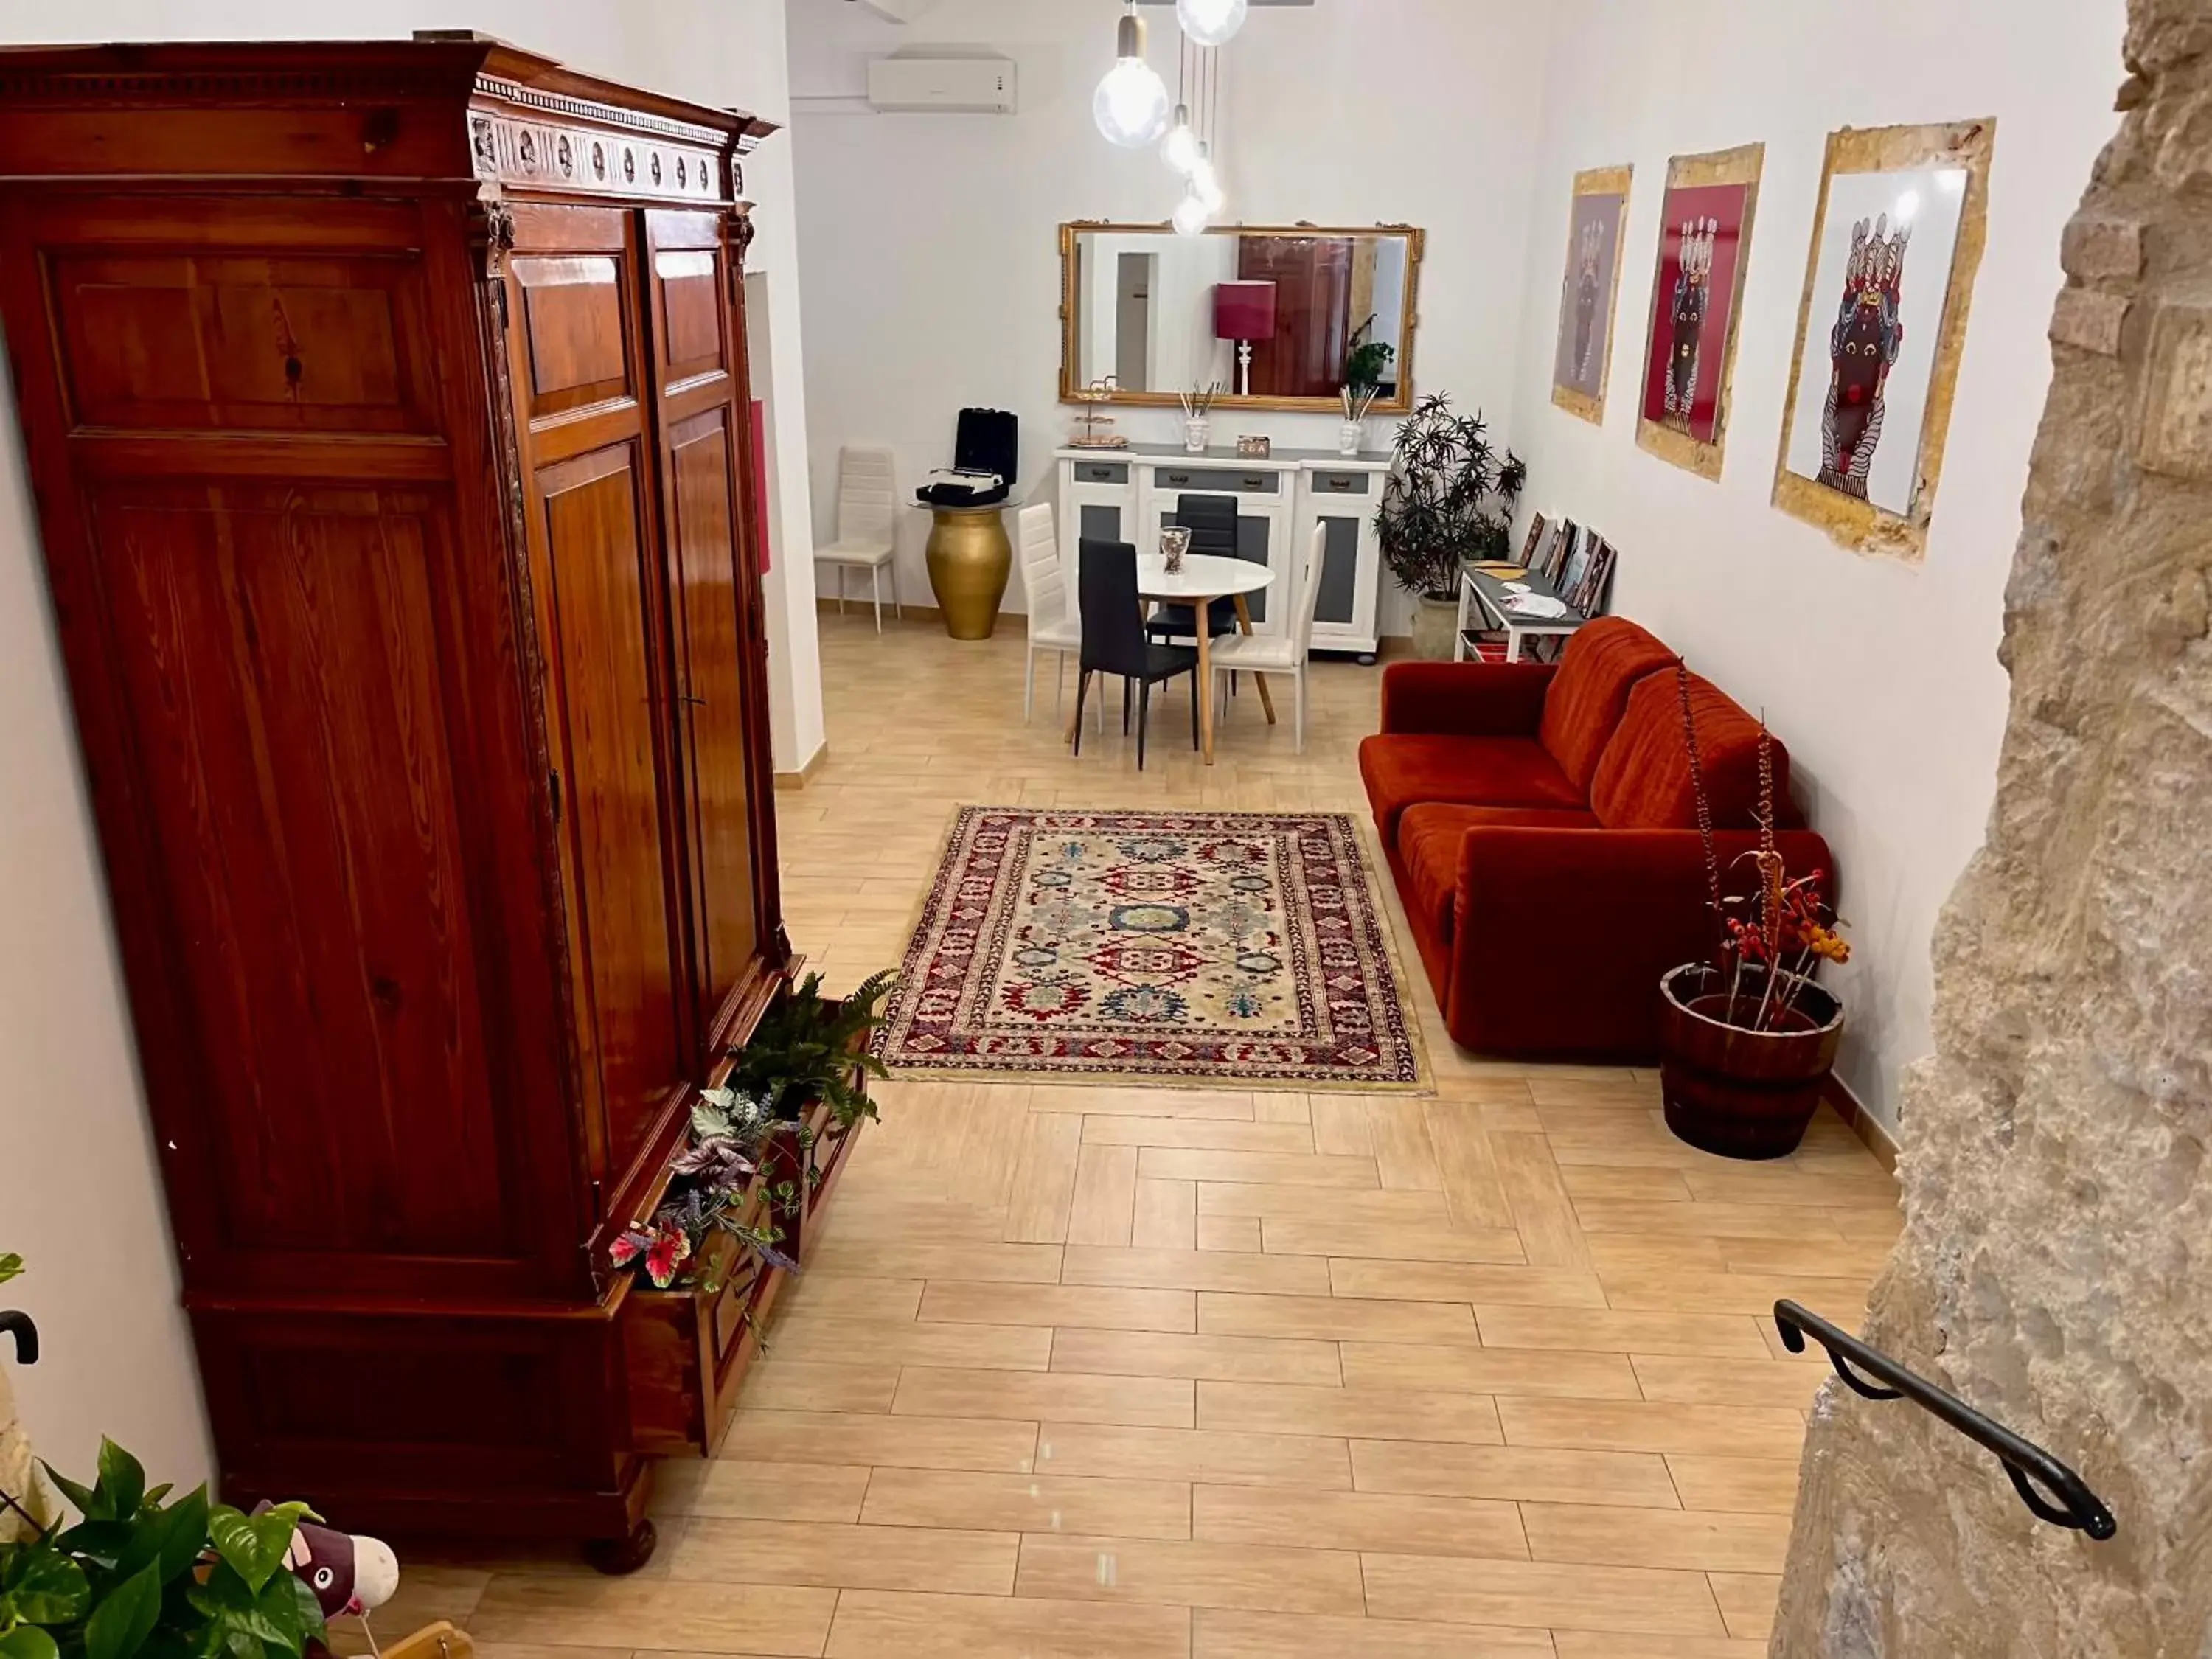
[1138,552,1277,765]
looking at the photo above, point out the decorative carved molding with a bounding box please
[0,65,477,102]
[473,72,729,147]
[468,108,726,202]
[727,208,759,281]
[473,201,519,280]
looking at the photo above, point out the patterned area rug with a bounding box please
[876,807,1427,1091]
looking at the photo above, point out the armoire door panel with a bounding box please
[49,249,437,434]
[512,254,633,419]
[535,440,689,1187]
[641,206,779,1046]
[88,484,530,1265]
[663,406,759,1020]
[652,248,724,379]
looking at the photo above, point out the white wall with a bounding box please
[0,0,819,1492]
[1501,0,2124,1128]
[787,0,1552,627]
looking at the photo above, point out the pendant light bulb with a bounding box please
[1176,0,1249,46]
[1192,149,1226,215]
[1093,3,1172,149]
[1161,106,1202,176]
[1172,187,1211,238]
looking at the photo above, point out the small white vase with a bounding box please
[1337,420,1366,457]
[1184,418,1211,454]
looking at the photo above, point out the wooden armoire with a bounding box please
[0,38,795,1562]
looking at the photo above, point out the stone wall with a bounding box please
[1773,3,2212,1654]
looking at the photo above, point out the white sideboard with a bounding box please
[1053,444,1392,660]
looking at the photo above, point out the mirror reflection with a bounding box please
[1062,224,1422,410]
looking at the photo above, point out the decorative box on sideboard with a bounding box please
[0,37,799,1568]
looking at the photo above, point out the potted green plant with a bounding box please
[1377,393,1526,659]
[1658,667,1851,1159]
[728,970,897,1127]
[1,1434,327,1659]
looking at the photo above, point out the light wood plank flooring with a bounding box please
[382,616,1895,1658]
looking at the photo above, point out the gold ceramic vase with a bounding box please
[925,507,1012,639]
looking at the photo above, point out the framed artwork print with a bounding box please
[1551,164,1633,425]
[1636,142,1765,481]
[1774,119,1997,560]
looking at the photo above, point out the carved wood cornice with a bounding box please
[467,108,732,204]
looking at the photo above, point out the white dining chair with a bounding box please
[1207,524,1327,751]
[815,445,900,632]
[1018,503,1090,726]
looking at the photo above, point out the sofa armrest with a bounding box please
[1444,827,1834,1061]
[1380,661,1557,737]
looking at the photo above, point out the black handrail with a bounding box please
[1773,1301,2116,1541]
[0,1310,35,1366]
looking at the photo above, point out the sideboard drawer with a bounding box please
[1152,465,1281,495]
[1310,470,1373,497]
[1073,460,1130,485]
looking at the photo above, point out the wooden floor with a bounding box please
[378,615,1897,1658]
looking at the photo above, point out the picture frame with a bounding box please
[1636,142,1766,481]
[1773,119,1997,561]
[1559,529,1594,605]
[1551,164,1635,425]
[1520,512,1548,566]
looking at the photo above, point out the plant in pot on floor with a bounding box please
[1377,392,1526,660]
[1660,667,1852,1159]
[2,1422,331,1659]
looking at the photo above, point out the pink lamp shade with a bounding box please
[1214,281,1279,341]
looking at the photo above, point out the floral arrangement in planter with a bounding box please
[610,1088,792,1290]
[1377,394,1526,659]
[1660,666,1851,1159]
[608,971,898,1292]
[1,1435,327,1659]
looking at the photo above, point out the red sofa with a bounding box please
[1360,618,1833,1061]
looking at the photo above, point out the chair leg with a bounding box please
[1023,643,1037,724]
[1295,667,1307,754]
[1055,653,1067,714]
[1137,679,1150,771]
[836,564,846,615]
[1190,672,1200,751]
[891,559,902,620]
[1072,671,1091,757]
[1123,679,1132,737]
[871,564,883,634]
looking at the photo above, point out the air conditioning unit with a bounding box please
[866,55,1017,114]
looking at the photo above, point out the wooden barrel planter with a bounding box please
[1658,964,1844,1161]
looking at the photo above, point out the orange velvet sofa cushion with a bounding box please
[1589,671,1785,830]
[1537,617,1681,790]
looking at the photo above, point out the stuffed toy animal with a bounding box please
[252,1502,401,1621]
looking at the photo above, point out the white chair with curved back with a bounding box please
[816,444,900,632]
[1018,502,1087,725]
[1206,523,1327,752]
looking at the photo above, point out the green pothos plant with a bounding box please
[0,1440,324,1659]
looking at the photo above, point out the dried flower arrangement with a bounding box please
[1679,664,1851,1033]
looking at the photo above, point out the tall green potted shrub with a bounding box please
[1376,394,1526,659]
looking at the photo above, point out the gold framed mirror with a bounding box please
[1059,222,1425,414]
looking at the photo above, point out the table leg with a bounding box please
[1231,594,1277,726]
[1197,614,1217,765]
[1508,625,1527,662]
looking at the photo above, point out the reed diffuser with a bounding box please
[1180,380,1222,453]
[1339,383,1381,456]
